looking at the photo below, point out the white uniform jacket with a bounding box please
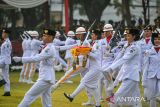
[99,38,115,68]
[64,37,77,59]
[30,39,43,56]
[108,42,141,81]
[53,38,65,46]
[22,43,56,84]
[137,38,152,69]
[25,39,32,57]
[22,39,27,57]
[87,40,101,69]
[142,47,160,82]
[0,38,12,64]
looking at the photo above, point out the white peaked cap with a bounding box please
[67,31,75,37]
[76,27,86,34]
[103,24,113,31]
[31,31,39,37]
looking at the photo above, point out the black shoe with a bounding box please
[3,92,11,96]
[112,77,115,81]
[64,93,73,102]
[95,106,101,107]
[0,79,6,87]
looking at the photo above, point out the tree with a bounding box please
[157,0,160,17]
[113,0,132,27]
[21,1,50,30]
[81,0,111,23]
[69,0,110,23]
[142,0,150,25]
[0,9,13,28]
[122,0,132,27]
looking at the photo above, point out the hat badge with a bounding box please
[44,30,48,34]
[125,29,129,34]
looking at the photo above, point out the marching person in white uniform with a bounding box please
[103,28,142,107]
[13,29,57,107]
[0,28,12,96]
[19,33,28,82]
[137,26,153,71]
[107,29,128,92]
[53,31,67,71]
[51,27,92,105]
[58,27,89,79]
[98,24,115,100]
[28,31,43,84]
[64,31,77,70]
[53,31,65,46]
[64,29,102,107]
[23,31,32,83]
[142,32,160,107]
[52,31,77,83]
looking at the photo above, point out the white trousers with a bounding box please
[18,80,53,107]
[29,63,36,79]
[65,67,93,102]
[24,63,30,78]
[0,68,3,80]
[0,64,10,92]
[98,75,105,99]
[113,79,141,106]
[146,77,160,107]
[70,82,100,106]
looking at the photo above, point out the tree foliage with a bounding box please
[21,2,49,30]
[113,0,133,27]
[69,0,111,23]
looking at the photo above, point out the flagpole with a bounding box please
[64,0,69,33]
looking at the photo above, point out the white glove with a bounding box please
[13,56,22,63]
[104,52,114,57]
[55,46,60,50]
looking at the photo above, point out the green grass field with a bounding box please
[0,71,157,107]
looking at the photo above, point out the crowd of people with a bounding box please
[0,17,160,107]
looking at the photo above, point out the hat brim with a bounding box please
[75,31,86,34]
[67,35,75,37]
[103,29,113,32]
[31,35,39,37]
